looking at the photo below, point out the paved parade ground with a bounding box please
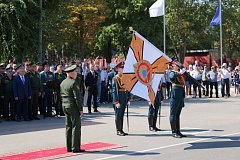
[0,95,240,160]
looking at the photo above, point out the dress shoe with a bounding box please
[72,149,85,153]
[122,130,128,135]
[178,132,187,137]
[153,127,161,131]
[149,127,156,132]
[94,109,99,113]
[117,130,126,136]
[88,111,92,114]
[172,133,182,138]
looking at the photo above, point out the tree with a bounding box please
[0,0,39,62]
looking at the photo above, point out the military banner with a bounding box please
[122,31,171,105]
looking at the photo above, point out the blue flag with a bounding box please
[210,4,221,26]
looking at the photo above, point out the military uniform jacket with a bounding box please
[55,72,67,90]
[60,77,83,112]
[2,75,13,96]
[26,71,41,92]
[0,73,5,97]
[169,70,185,86]
[112,74,130,103]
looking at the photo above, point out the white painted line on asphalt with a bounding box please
[94,131,240,160]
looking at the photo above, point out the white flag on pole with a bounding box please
[149,0,165,17]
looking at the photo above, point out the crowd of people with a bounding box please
[0,57,239,123]
[0,57,116,122]
[165,60,240,99]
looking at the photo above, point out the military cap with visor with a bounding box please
[64,64,77,72]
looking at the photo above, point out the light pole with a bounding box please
[38,0,43,63]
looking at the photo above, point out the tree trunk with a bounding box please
[106,41,112,63]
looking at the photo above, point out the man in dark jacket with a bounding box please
[13,65,32,121]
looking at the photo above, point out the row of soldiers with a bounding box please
[0,62,84,122]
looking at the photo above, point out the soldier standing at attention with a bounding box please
[60,65,85,153]
[0,63,5,120]
[112,62,130,136]
[54,64,66,116]
[2,66,15,121]
[26,62,41,120]
[148,82,164,132]
[169,59,187,138]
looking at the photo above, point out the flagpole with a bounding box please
[163,0,166,54]
[220,0,223,66]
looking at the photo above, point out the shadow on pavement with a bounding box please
[185,136,240,150]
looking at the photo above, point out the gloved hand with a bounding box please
[115,103,120,108]
[148,101,151,105]
[127,101,130,106]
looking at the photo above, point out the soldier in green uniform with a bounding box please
[2,66,15,121]
[112,62,130,136]
[0,63,6,120]
[54,64,66,116]
[169,60,187,138]
[26,62,42,120]
[60,65,85,153]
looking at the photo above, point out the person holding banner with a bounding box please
[148,82,164,132]
[112,62,130,136]
[169,60,187,138]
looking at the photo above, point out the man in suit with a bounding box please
[13,65,32,121]
[85,64,99,113]
[60,65,85,153]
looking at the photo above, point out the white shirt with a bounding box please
[220,68,231,79]
[100,70,108,81]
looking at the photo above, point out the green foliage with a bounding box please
[0,0,39,61]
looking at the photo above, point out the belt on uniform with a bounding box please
[173,84,184,88]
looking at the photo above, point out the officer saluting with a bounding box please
[60,65,85,153]
[169,59,187,138]
[112,62,130,136]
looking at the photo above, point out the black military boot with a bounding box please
[153,117,161,131]
[148,117,155,131]
[176,120,186,137]
[170,122,182,138]
[116,120,125,136]
[120,120,128,135]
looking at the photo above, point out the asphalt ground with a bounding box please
[0,94,240,160]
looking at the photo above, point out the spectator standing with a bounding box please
[2,66,15,121]
[202,65,210,96]
[100,66,108,103]
[219,63,231,97]
[209,66,219,98]
[191,65,202,98]
[95,65,102,105]
[85,64,99,113]
[13,65,32,121]
[40,63,55,117]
